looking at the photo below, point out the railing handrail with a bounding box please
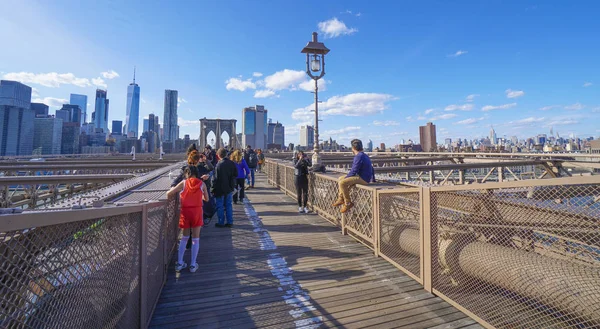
[0,201,166,232]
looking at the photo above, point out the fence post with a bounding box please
[421,187,433,293]
[140,205,148,328]
[373,189,380,257]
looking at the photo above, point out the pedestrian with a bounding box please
[204,145,217,168]
[331,139,375,213]
[211,148,238,227]
[244,145,258,188]
[167,166,209,273]
[172,147,213,189]
[257,148,265,173]
[230,149,251,204]
[293,150,311,213]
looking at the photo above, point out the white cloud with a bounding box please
[298,78,327,92]
[356,12,362,17]
[456,117,484,125]
[390,131,408,136]
[583,82,593,87]
[317,17,358,38]
[177,117,198,127]
[253,72,263,77]
[3,71,105,88]
[510,117,545,125]
[323,126,361,136]
[91,77,107,88]
[539,105,559,111]
[373,120,399,126]
[254,89,276,98]
[424,108,435,114]
[32,97,68,108]
[430,113,457,120]
[448,50,468,57]
[592,107,600,113]
[482,103,517,111]
[465,94,479,102]
[565,103,584,110]
[417,116,426,120]
[264,69,306,90]
[406,116,414,122]
[292,93,395,121]
[225,77,256,91]
[31,87,39,97]
[101,70,119,79]
[178,97,187,104]
[544,119,579,127]
[505,89,525,98]
[445,104,474,111]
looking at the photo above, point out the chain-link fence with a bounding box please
[0,196,180,329]
[429,180,600,328]
[378,189,422,282]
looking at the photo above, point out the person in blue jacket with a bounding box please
[230,149,251,204]
[331,139,375,213]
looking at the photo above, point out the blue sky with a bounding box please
[1,0,599,146]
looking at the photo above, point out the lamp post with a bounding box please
[301,32,330,170]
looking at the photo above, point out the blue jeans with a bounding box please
[247,169,255,186]
[215,192,233,225]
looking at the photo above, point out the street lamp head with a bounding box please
[310,55,321,72]
[301,32,330,55]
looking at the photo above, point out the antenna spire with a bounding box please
[133,66,136,84]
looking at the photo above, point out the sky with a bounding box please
[1,0,599,147]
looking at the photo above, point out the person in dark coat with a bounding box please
[293,151,312,213]
[211,148,238,227]
[171,144,213,189]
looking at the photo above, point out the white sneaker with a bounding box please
[298,207,304,213]
[304,207,311,213]
[175,262,187,271]
[189,263,199,273]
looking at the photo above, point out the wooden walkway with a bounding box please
[149,175,481,329]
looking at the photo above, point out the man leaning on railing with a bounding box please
[332,139,375,213]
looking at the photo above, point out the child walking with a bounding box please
[167,166,209,272]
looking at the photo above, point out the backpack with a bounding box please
[248,153,258,168]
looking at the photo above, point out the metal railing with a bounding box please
[0,196,180,329]
[264,159,600,329]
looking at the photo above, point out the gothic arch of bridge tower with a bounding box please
[199,118,237,150]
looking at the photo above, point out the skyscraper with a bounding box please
[70,94,87,124]
[112,120,123,136]
[34,117,63,154]
[148,113,156,132]
[242,105,268,149]
[143,119,149,133]
[93,89,109,132]
[0,80,34,156]
[273,122,285,148]
[31,103,49,117]
[419,122,437,152]
[489,126,497,145]
[125,69,140,137]
[163,90,178,145]
[59,104,83,124]
[300,125,315,148]
[61,122,80,154]
[267,119,275,145]
[367,140,373,152]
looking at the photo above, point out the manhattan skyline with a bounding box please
[1,1,598,146]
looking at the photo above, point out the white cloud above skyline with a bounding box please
[445,104,474,111]
[583,82,592,87]
[430,113,457,120]
[292,93,395,121]
[448,50,468,57]
[456,117,484,125]
[317,18,358,38]
[225,77,256,91]
[372,120,399,126]
[254,89,276,98]
[101,70,119,79]
[465,94,479,102]
[252,72,263,77]
[539,105,560,111]
[482,103,517,111]
[32,96,68,108]
[323,126,361,135]
[505,89,525,98]
[424,108,435,114]
[3,71,109,88]
[565,102,584,110]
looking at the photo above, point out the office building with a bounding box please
[92,89,109,132]
[59,104,83,124]
[273,122,284,148]
[148,113,158,132]
[299,125,315,149]
[143,119,149,133]
[419,122,437,152]
[242,105,268,150]
[380,143,386,150]
[163,90,178,145]
[489,126,497,145]
[70,94,87,124]
[0,80,34,156]
[112,120,123,136]
[34,117,63,154]
[267,119,275,145]
[31,103,49,117]
[367,140,373,152]
[61,122,80,154]
[125,70,140,137]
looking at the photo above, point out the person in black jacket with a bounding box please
[171,150,213,189]
[211,148,238,227]
[293,151,312,213]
